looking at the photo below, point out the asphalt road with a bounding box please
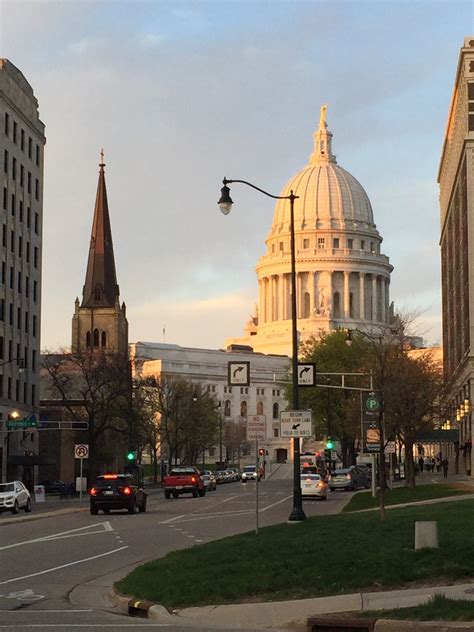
[0,478,351,631]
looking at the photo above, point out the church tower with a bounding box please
[71,153,128,356]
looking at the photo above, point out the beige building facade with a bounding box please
[0,60,45,484]
[227,107,393,356]
[439,37,474,475]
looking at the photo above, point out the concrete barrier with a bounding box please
[415,521,438,549]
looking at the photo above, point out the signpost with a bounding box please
[75,444,89,507]
[280,410,312,438]
[246,415,266,535]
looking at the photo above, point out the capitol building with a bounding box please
[227,106,393,355]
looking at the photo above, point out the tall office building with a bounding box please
[0,60,45,483]
[439,37,474,475]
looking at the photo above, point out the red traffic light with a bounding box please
[258,448,265,456]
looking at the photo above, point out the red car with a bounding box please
[163,466,206,499]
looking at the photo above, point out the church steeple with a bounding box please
[81,151,120,308]
[309,104,337,165]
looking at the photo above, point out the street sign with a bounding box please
[280,410,312,437]
[6,417,37,430]
[228,361,250,386]
[34,485,45,503]
[363,392,381,422]
[74,444,89,459]
[385,441,396,454]
[247,415,266,441]
[364,426,381,453]
[297,363,316,387]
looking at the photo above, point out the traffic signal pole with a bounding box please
[255,439,259,535]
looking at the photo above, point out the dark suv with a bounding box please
[89,474,147,515]
[329,466,371,491]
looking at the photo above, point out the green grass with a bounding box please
[116,498,474,609]
[342,484,471,513]
[361,594,474,621]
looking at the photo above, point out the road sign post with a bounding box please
[75,444,89,508]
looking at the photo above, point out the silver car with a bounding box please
[329,466,370,491]
[0,480,32,514]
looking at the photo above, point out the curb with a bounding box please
[108,588,174,623]
[308,618,474,631]
[0,506,88,525]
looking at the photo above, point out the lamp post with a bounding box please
[218,178,306,522]
[1,358,26,482]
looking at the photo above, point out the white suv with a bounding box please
[0,481,32,514]
[241,465,261,482]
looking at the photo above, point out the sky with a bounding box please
[0,0,472,352]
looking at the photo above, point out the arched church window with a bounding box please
[224,400,231,417]
[272,402,279,419]
[86,331,91,347]
[93,328,99,347]
[101,331,107,347]
[303,292,310,318]
[94,288,101,302]
[257,401,263,415]
[240,401,247,418]
[333,292,341,318]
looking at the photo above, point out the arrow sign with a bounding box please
[228,361,250,386]
[280,410,312,437]
[297,363,316,387]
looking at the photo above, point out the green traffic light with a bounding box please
[127,451,135,461]
[326,439,334,450]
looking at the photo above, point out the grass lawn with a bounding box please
[361,594,474,621]
[342,484,471,513]
[116,498,474,609]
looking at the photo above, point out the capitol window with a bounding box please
[333,238,339,248]
[303,238,309,249]
[348,238,353,249]
[317,237,325,250]
[361,240,365,250]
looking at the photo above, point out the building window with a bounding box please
[333,238,339,248]
[32,314,37,336]
[1,262,4,284]
[317,237,325,250]
[272,402,279,419]
[32,350,36,371]
[101,331,107,347]
[12,157,16,180]
[0,299,4,321]
[348,238,353,249]
[18,236,22,257]
[370,241,374,253]
[3,187,7,210]
[35,144,40,167]
[257,401,264,415]
[303,238,310,249]
[8,340,11,360]
[26,277,29,298]
[35,179,39,200]
[27,206,31,227]
[3,149,7,173]
[240,401,247,418]
[7,377,11,400]
[94,288,101,302]
[34,212,39,234]
[34,246,38,267]
[31,384,36,406]
[9,267,13,289]
[273,427,279,438]
[4,112,9,136]
[26,242,30,262]
[333,291,341,318]
[93,328,99,346]
[27,171,31,194]
[13,121,17,143]
[271,244,275,254]
[28,137,32,159]
[9,303,13,325]
[469,82,474,131]
[11,193,15,216]
[20,164,24,187]
[0,336,3,360]
[224,400,231,417]
[17,271,21,293]
[279,241,284,251]
[25,311,28,333]
[19,200,23,222]
[20,129,24,151]
[2,225,6,247]
[15,379,19,402]
[10,230,14,252]
[86,331,91,347]
[33,280,37,301]
[361,240,365,250]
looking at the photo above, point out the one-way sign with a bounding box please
[297,363,316,387]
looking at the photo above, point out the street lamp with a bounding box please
[1,358,26,482]
[218,177,306,522]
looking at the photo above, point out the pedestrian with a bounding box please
[436,456,441,473]
[442,457,449,478]
[431,457,435,472]
[418,456,424,472]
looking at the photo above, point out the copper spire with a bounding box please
[81,152,120,308]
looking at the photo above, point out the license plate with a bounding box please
[103,490,114,495]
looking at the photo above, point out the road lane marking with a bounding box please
[0,546,128,585]
[157,514,186,524]
[0,522,114,551]
[260,494,292,512]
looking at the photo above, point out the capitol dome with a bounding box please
[226,106,393,357]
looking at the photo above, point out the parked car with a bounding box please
[241,465,261,482]
[163,466,206,498]
[0,480,32,514]
[202,474,217,491]
[216,470,230,483]
[300,473,328,500]
[39,480,75,497]
[225,469,237,482]
[329,466,371,491]
[228,467,241,481]
[89,473,147,514]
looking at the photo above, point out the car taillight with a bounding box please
[122,486,132,495]
[346,474,352,480]
[317,482,324,488]
[191,476,196,483]
[90,488,97,496]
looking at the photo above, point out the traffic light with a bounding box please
[325,437,334,450]
[258,448,265,456]
[127,450,137,462]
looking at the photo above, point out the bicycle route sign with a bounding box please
[74,444,89,459]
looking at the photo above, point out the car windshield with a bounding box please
[334,469,350,475]
[93,476,129,489]
[0,483,14,492]
[301,474,321,481]
[169,467,196,475]
[244,466,256,472]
